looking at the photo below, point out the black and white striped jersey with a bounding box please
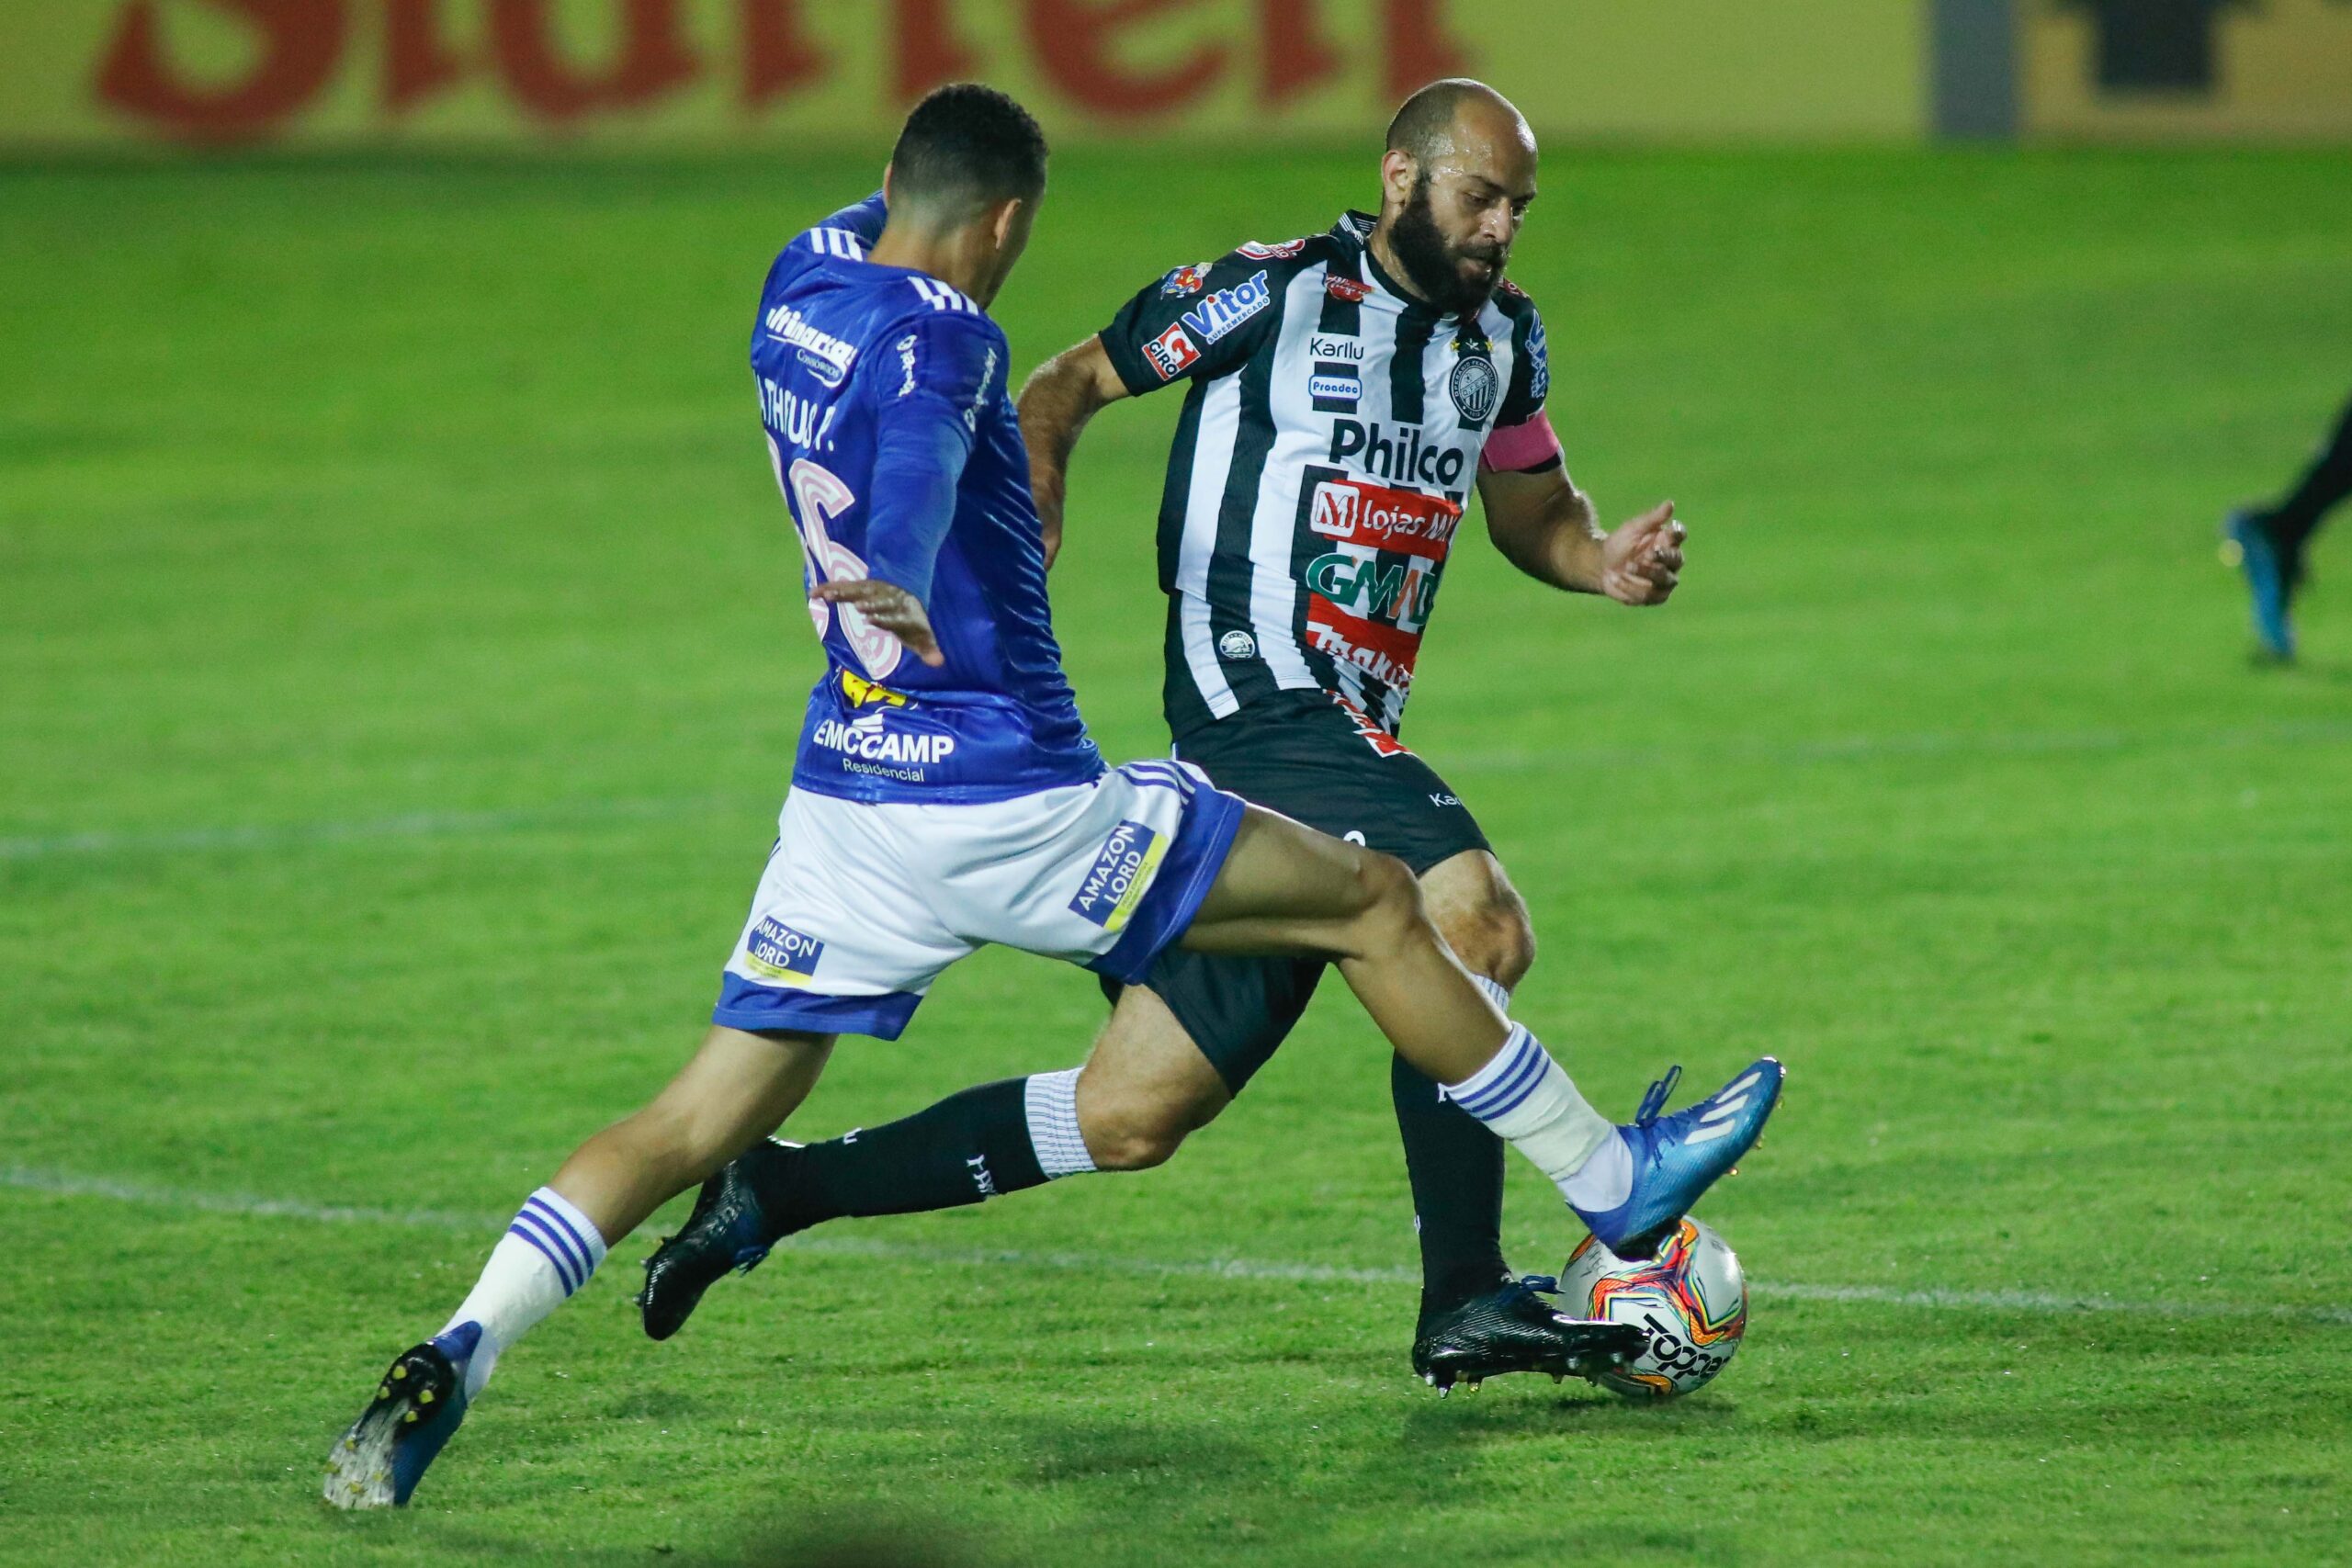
[1098,210,1560,742]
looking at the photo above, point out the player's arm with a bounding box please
[825,315,996,667]
[1017,253,1281,570]
[1017,336,1131,570]
[1475,302,1681,604]
[1478,461,1683,605]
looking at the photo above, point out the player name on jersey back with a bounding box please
[753,197,1102,806]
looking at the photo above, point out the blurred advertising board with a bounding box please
[0,1,2343,152]
[0,0,1919,150]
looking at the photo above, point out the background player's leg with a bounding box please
[686,988,1225,1237]
[2259,388,2352,558]
[1392,851,1535,1317]
[638,987,1235,1340]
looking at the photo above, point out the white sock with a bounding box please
[1470,974,1512,1014]
[1442,1025,1623,1208]
[1024,1067,1097,1179]
[438,1187,608,1398]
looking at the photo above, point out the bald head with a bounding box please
[1373,79,1538,314]
[1385,78,1535,169]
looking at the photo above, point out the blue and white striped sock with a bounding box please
[438,1187,608,1398]
[1441,1025,1619,1204]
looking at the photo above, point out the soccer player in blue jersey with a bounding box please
[325,85,1776,1510]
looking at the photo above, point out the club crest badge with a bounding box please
[1449,350,1499,425]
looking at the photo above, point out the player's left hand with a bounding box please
[1599,502,1685,606]
[810,577,946,667]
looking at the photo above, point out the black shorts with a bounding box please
[1102,690,1492,1093]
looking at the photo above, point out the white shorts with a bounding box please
[712,760,1246,1040]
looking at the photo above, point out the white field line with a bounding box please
[0,794,738,863]
[7,1165,2346,1327]
[7,719,2349,864]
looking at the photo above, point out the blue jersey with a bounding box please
[754,195,1103,804]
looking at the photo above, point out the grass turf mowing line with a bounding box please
[5,145,2351,1564]
[12,1163,2352,1328]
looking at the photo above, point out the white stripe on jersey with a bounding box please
[909,276,978,313]
[1174,371,1246,719]
[1238,266,1333,696]
[811,226,866,260]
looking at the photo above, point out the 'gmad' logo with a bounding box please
[1069,819,1168,932]
[743,918,825,984]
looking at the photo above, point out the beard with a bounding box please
[1388,175,1506,315]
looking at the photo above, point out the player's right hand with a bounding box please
[810,578,946,667]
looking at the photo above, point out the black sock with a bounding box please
[744,1077,1049,1235]
[1391,1053,1510,1322]
[2263,390,2352,557]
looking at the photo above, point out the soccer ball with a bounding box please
[1559,1218,1748,1400]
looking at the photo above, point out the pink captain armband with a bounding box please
[1479,411,1563,473]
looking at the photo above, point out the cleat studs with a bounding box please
[403,1411,420,1425]
[1551,1373,1566,1384]
[418,1389,434,1404]
[378,1385,390,1400]
[344,1438,357,1452]
[1437,1384,1451,1398]
[391,1365,407,1381]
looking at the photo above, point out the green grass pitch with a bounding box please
[3,143,2348,1566]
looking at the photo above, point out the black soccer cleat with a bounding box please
[1410,1275,1645,1395]
[637,1143,793,1341]
[322,1323,476,1509]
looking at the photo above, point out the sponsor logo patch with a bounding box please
[1237,238,1308,260]
[838,670,910,709]
[1309,335,1363,361]
[763,302,858,389]
[1526,316,1550,402]
[743,917,826,984]
[1326,275,1371,304]
[1328,419,1468,490]
[1217,629,1258,660]
[1145,322,1201,381]
[1069,819,1168,932]
[1310,367,1361,411]
[1159,264,1209,297]
[1306,477,1463,550]
[1181,269,1272,344]
[810,711,957,773]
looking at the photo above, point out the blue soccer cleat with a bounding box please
[1572,1057,1782,1260]
[322,1321,478,1509]
[2224,509,2297,662]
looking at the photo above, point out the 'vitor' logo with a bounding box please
[1181,269,1273,344]
[743,917,825,984]
[1069,819,1167,932]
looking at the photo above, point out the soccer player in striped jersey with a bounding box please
[327,83,1778,1510]
[645,81,1777,1397]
